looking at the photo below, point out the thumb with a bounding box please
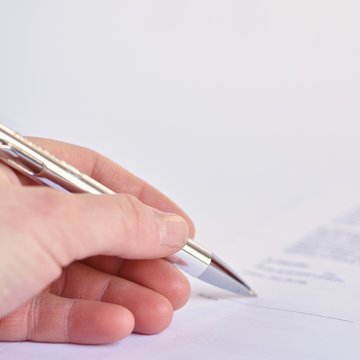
[28,189,189,263]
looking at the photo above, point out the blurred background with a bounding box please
[1,0,360,267]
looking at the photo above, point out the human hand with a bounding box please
[0,138,194,344]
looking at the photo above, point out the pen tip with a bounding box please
[198,255,257,297]
[248,290,257,297]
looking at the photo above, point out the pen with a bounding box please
[0,123,255,296]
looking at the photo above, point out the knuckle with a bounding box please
[116,193,157,242]
[117,194,143,232]
[26,296,41,341]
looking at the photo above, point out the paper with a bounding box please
[1,187,360,359]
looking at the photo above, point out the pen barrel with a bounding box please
[0,123,213,279]
[166,239,212,277]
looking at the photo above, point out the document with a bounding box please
[1,187,360,359]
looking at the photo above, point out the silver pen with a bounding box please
[0,123,255,296]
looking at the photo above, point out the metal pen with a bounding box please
[0,123,255,296]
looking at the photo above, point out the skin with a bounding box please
[0,138,195,344]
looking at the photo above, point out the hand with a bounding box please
[0,138,194,344]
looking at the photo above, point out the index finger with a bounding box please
[26,137,195,237]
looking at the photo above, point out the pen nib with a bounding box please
[198,255,256,297]
[248,290,257,297]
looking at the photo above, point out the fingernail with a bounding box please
[157,212,189,248]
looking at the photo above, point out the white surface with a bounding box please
[1,0,360,358]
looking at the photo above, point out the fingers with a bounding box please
[84,256,191,310]
[0,186,188,318]
[0,261,189,344]
[51,262,175,334]
[117,260,191,310]
[27,137,195,238]
[0,293,134,344]
[0,259,189,343]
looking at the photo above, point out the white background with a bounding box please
[1,0,360,266]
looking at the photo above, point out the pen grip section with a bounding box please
[166,239,212,277]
